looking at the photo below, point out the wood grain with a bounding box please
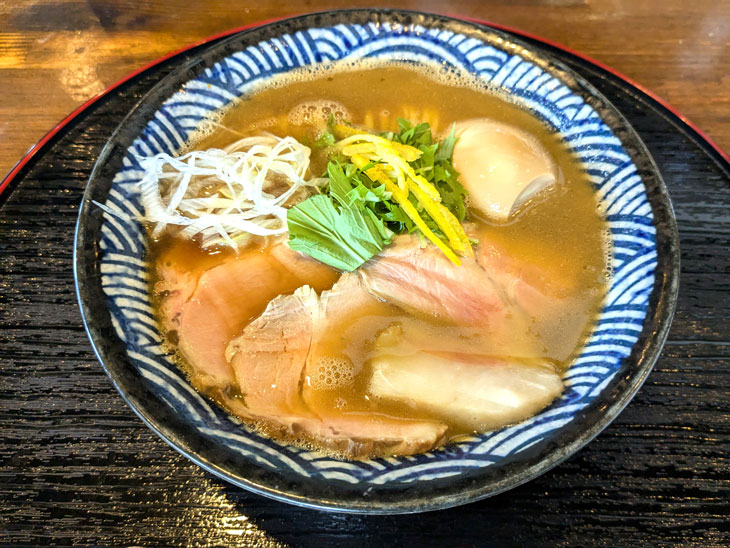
[1,8,729,548]
[0,0,729,181]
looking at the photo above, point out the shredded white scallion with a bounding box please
[136,133,323,250]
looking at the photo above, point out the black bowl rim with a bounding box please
[74,8,680,514]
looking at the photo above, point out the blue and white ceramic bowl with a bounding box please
[75,10,679,513]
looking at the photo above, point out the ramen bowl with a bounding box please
[75,9,679,513]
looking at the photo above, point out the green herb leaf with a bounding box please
[287,161,393,271]
[390,120,468,223]
[435,124,457,162]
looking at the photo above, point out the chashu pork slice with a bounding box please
[155,241,338,391]
[225,275,448,458]
[224,286,317,420]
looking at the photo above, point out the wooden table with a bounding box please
[2,3,729,547]
[1,0,728,180]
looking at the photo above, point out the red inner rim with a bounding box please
[1,13,727,198]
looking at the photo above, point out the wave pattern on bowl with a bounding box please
[96,22,656,483]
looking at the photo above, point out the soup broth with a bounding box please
[150,61,608,457]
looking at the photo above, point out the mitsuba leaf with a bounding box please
[435,125,457,162]
[287,162,393,271]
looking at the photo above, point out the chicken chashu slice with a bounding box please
[225,274,449,459]
[370,324,563,432]
[359,232,573,329]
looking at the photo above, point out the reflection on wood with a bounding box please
[1,0,729,180]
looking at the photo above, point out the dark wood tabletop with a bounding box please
[1,2,729,547]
